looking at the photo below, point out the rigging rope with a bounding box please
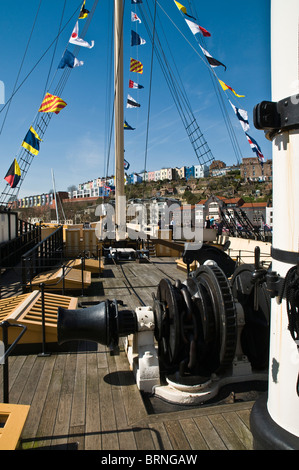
[187,0,243,165]
[0,0,43,138]
[140,0,214,169]
[143,0,157,176]
[158,0,243,166]
[0,0,99,207]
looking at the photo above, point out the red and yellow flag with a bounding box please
[218,79,245,98]
[38,92,67,114]
[130,58,143,74]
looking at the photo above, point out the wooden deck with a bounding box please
[0,257,261,450]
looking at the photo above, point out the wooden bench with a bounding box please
[0,291,78,345]
[0,403,30,450]
[27,267,91,291]
[65,258,104,274]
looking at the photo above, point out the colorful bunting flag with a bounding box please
[79,1,89,19]
[69,21,94,48]
[124,159,130,170]
[4,159,21,188]
[229,101,249,132]
[199,45,226,71]
[129,79,144,89]
[38,93,67,114]
[21,127,42,156]
[173,1,196,20]
[185,18,211,37]
[218,79,245,98]
[245,133,265,164]
[127,94,141,108]
[131,30,146,46]
[124,120,135,130]
[58,50,84,69]
[130,58,143,74]
[131,11,141,23]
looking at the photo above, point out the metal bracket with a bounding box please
[254,94,299,140]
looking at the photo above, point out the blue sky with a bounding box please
[0,0,271,199]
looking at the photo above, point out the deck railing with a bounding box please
[21,226,64,292]
[0,221,41,268]
[0,321,27,403]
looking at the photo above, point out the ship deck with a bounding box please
[0,257,263,451]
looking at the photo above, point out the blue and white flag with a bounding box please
[131,0,142,3]
[245,133,265,164]
[129,79,144,89]
[131,30,146,46]
[229,101,249,132]
[58,50,84,69]
[124,159,130,170]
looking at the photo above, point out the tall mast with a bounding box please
[114,0,125,239]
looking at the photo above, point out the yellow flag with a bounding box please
[38,93,67,114]
[218,79,245,98]
[79,1,89,19]
[174,1,196,20]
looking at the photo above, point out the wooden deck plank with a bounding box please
[98,365,120,450]
[237,408,251,428]
[133,424,156,451]
[85,352,101,450]
[193,416,227,450]
[0,355,26,399]
[51,353,77,449]
[148,422,173,450]
[32,354,67,449]
[207,413,247,450]
[69,353,87,429]
[177,418,209,450]
[163,420,191,450]
[20,354,57,449]
[106,349,138,450]
[222,410,253,450]
[113,344,148,425]
[8,355,37,404]
[17,356,46,406]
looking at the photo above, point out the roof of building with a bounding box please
[241,202,269,208]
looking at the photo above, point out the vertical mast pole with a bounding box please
[51,168,59,224]
[114,0,125,238]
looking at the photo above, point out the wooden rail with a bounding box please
[21,226,64,292]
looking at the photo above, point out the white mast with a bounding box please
[251,0,299,449]
[114,0,125,239]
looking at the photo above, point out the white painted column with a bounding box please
[268,0,299,437]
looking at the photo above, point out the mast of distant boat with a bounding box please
[51,168,59,224]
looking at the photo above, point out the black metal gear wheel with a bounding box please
[193,264,238,373]
[231,264,270,370]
